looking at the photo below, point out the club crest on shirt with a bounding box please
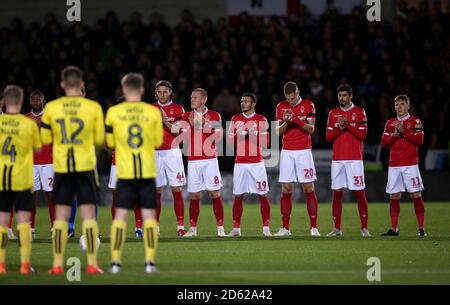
[170,108,174,115]
[352,112,356,121]
[300,106,304,113]
[407,122,411,129]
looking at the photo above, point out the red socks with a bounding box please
[412,197,425,229]
[134,205,142,229]
[172,191,185,226]
[46,193,55,227]
[305,191,318,228]
[332,190,343,230]
[232,196,244,228]
[389,198,400,230]
[259,195,271,227]
[8,210,13,229]
[111,196,116,219]
[354,190,368,229]
[156,192,162,223]
[212,197,224,226]
[233,195,270,228]
[189,199,200,227]
[280,193,292,229]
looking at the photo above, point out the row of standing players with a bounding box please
[0,69,426,275]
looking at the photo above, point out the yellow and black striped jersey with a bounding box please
[0,114,42,191]
[40,96,105,173]
[105,101,163,179]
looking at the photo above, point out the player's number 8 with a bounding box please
[127,123,143,148]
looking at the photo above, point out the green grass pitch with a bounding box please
[1,202,450,284]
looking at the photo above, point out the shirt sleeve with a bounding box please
[105,108,115,149]
[32,120,42,152]
[153,108,164,149]
[40,104,53,145]
[94,103,105,146]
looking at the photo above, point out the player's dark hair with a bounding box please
[192,88,208,98]
[242,92,257,103]
[394,94,410,105]
[283,81,298,95]
[121,73,144,91]
[336,84,353,96]
[61,66,83,88]
[3,85,24,105]
[155,80,172,90]
[30,90,45,102]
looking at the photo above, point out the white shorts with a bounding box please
[33,164,54,192]
[155,148,186,188]
[279,149,317,183]
[386,165,425,194]
[331,160,365,190]
[187,159,222,193]
[233,162,269,195]
[108,165,117,189]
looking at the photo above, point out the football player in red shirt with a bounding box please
[381,95,426,236]
[178,88,225,237]
[275,81,320,236]
[152,80,187,236]
[325,84,370,237]
[227,93,272,237]
[26,91,56,239]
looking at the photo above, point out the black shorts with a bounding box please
[53,171,99,205]
[0,190,33,212]
[115,179,157,210]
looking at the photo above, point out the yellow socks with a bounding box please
[52,220,68,268]
[0,226,7,265]
[143,219,158,264]
[82,219,99,266]
[110,219,127,264]
[17,223,32,264]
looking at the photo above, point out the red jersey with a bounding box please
[26,111,53,164]
[276,98,315,150]
[381,114,424,167]
[152,101,185,150]
[326,104,368,161]
[227,112,269,164]
[180,108,222,161]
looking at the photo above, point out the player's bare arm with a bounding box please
[302,117,315,134]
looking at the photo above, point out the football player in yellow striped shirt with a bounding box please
[105,73,163,274]
[0,85,42,275]
[41,66,105,275]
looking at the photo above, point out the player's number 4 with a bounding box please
[1,136,17,162]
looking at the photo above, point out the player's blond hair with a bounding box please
[192,88,208,98]
[121,73,144,92]
[394,94,410,105]
[2,85,24,106]
[61,66,83,88]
